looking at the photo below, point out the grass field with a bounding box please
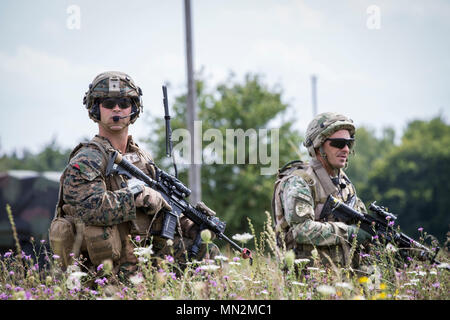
[1,211,448,300]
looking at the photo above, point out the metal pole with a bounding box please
[184,0,201,203]
[311,75,318,117]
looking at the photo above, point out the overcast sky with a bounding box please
[0,0,449,156]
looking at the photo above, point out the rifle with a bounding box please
[320,195,449,270]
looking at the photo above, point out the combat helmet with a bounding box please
[83,71,143,124]
[303,112,355,158]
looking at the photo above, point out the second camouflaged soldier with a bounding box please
[49,71,213,277]
[272,112,371,268]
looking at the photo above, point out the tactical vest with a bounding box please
[49,135,162,269]
[272,159,361,266]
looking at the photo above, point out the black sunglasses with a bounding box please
[326,138,355,149]
[100,97,132,109]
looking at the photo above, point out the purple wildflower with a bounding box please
[95,277,108,287]
[97,264,103,272]
[418,227,424,232]
[4,252,12,258]
[165,255,174,263]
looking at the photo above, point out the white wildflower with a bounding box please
[232,233,254,243]
[133,246,153,257]
[129,273,144,285]
[66,271,88,290]
[294,258,310,264]
[437,262,450,269]
[307,267,319,271]
[199,265,220,272]
[292,281,306,286]
[335,282,354,290]
[214,255,229,261]
[317,285,336,296]
[386,243,398,253]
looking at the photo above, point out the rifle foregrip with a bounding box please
[161,211,178,240]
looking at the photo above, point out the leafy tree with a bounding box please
[144,73,304,238]
[364,116,450,242]
[0,138,70,172]
[346,126,395,200]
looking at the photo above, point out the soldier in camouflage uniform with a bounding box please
[272,112,371,268]
[49,71,213,277]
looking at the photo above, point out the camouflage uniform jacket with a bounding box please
[272,159,367,267]
[57,135,166,266]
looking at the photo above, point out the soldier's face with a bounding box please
[322,129,352,169]
[99,102,132,131]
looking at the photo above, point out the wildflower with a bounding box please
[372,235,379,241]
[52,254,60,260]
[129,273,144,285]
[169,272,177,281]
[294,258,310,264]
[374,292,387,299]
[292,281,306,286]
[386,243,397,253]
[9,271,14,276]
[232,232,254,243]
[135,235,141,242]
[40,239,46,244]
[358,276,369,284]
[214,255,229,261]
[4,251,12,258]
[97,264,103,272]
[418,227,424,232]
[229,261,241,266]
[201,229,212,243]
[437,262,449,269]
[260,289,269,295]
[223,275,230,281]
[359,252,370,258]
[379,283,387,290]
[317,285,336,296]
[307,267,319,271]
[133,246,153,263]
[165,255,175,263]
[233,256,240,262]
[432,282,440,288]
[388,221,395,227]
[199,265,220,272]
[209,280,217,287]
[335,282,354,290]
[66,271,88,290]
[94,277,108,287]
